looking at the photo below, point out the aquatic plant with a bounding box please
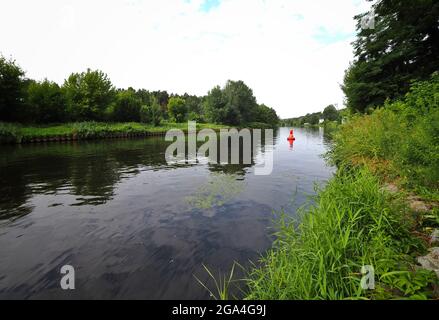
[186,173,244,212]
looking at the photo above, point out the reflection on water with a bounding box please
[0,127,334,299]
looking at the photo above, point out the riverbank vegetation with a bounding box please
[0,56,279,141]
[247,167,436,299]
[330,74,439,199]
[0,121,229,144]
[243,0,439,300]
[246,74,439,300]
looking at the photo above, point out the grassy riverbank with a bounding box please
[246,167,437,299]
[0,121,232,144]
[245,75,439,300]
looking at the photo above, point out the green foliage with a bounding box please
[255,104,279,127]
[26,79,66,123]
[0,122,23,144]
[380,269,436,298]
[343,1,439,112]
[152,90,169,108]
[111,90,141,122]
[195,263,239,300]
[140,97,162,126]
[0,121,228,144]
[331,74,439,191]
[246,168,436,300]
[135,89,153,106]
[135,89,172,122]
[204,85,227,123]
[167,97,188,123]
[404,72,439,114]
[222,80,257,125]
[188,111,204,122]
[246,76,439,301]
[283,111,322,127]
[204,80,267,125]
[308,113,321,125]
[1,54,278,127]
[63,69,115,121]
[323,104,339,122]
[0,55,25,122]
[183,94,203,115]
[186,173,244,209]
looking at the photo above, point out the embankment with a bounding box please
[245,74,439,300]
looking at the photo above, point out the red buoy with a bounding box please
[287,129,296,141]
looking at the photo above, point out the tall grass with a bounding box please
[243,75,439,300]
[328,73,439,193]
[195,263,240,300]
[245,168,436,300]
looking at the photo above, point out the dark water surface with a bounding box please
[0,127,334,299]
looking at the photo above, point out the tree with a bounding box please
[204,80,258,125]
[184,94,203,115]
[204,86,227,124]
[343,0,439,113]
[26,79,67,123]
[63,69,115,121]
[223,80,258,125]
[140,97,162,126]
[0,55,25,122]
[322,104,339,122]
[167,97,188,123]
[309,113,320,125]
[136,89,153,106]
[255,104,279,126]
[111,90,141,122]
[152,90,169,119]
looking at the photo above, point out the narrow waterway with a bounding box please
[0,127,334,299]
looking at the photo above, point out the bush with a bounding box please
[329,73,439,192]
[140,101,161,126]
[0,55,25,122]
[63,69,115,121]
[167,97,188,123]
[0,122,22,143]
[26,80,67,123]
[323,104,339,122]
[254,104,279,126]
[111,90,141,122]
[188,111,205,122]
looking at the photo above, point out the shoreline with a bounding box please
[244,78,439,299]
[0,121,279,145]
[0,122,228,145]
[245,165,438,300]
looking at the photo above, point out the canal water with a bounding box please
[0,127,334,299]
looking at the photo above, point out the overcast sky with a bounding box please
[0,0,372,118]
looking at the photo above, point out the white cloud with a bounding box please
[0,0,372,118]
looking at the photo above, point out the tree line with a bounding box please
[0,56,279,126]
[281,104,342,127]
[284,0,438,124]
[342,0,439,113]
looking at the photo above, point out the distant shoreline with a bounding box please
[0,121,278,145]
